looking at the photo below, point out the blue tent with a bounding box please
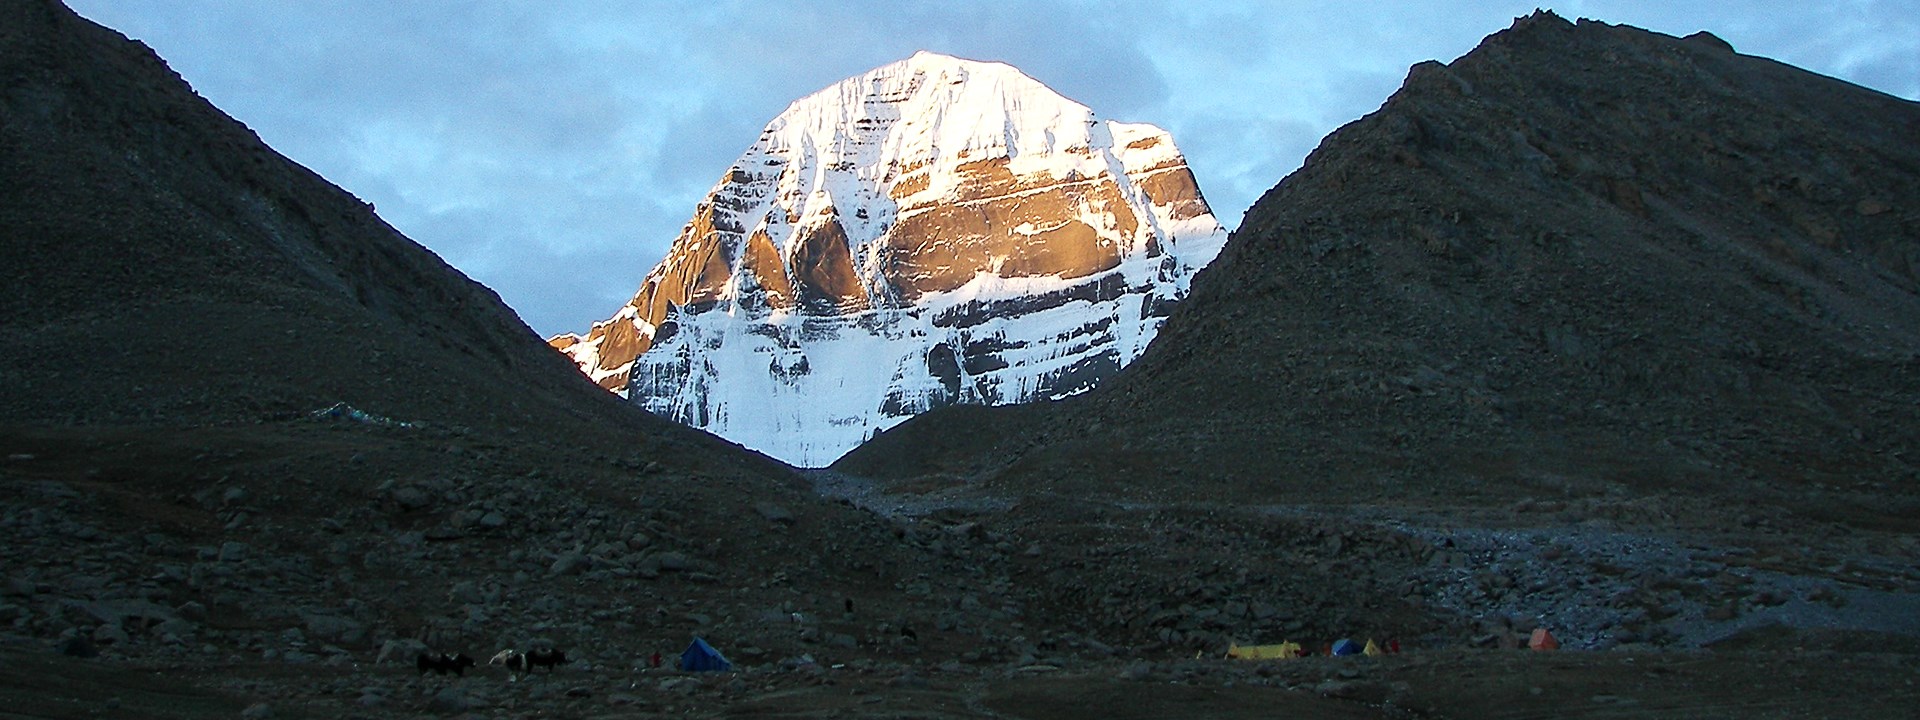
[680,637,732,672]
[1330,638,1363,656]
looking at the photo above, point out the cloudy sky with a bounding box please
[67,1,1920,338]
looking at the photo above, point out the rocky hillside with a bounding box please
[555,51,1226,466]
[0,0,728,450]
[840,12,1920,527]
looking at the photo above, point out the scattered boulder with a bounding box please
[154,617,197,641]
[299,611,367,645]
[175,601,208,622]
[449,581,484,604]
[217,542,249,563]
[652,552,693,573]
[374,638,428,665]
[755,503,796,525]
[551,551,591,576]
[658,677,701,695]
[92,623,130,645]
[1316,679,1398,704]
[55,634,98,658]
[72,599,177,627]
[425,687,468,715]
[389,485,433,511]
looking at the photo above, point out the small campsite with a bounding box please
[6,635,1913,719]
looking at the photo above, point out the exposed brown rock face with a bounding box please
[838,13,1920,529]
[579,202,739,376]
[585,318,646,389]
[553,52,1227,464]
[740,228,796,311]
[884,160,1136,297]
[1133,165,1211,222]
[637,202,736,322]
[792,215,869,313]
[887,171,931,200]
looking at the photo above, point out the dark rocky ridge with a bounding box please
[841,12,1920,529]
[0,0,652,440]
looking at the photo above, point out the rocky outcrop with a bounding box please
[555,52,1226,465]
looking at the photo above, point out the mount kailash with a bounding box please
[552,51,1227,465]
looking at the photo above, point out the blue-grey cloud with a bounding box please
[64,1,1920,338]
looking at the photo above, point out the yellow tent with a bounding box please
[1363,639,1384,657]
[1227,641,1303,660]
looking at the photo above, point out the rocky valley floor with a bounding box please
[4,421,1916,719]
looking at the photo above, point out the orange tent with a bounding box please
[1529,628,1560,651]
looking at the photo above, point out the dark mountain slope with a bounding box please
[840,12,1920,527]
[0,0,690,448]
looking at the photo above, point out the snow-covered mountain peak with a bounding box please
[760,51,1097,176]
[553,53,1227,465]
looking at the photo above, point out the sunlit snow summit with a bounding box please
[552,51,1227,466]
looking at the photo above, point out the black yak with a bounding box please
[415,652,477,676]
[528,648,570,671]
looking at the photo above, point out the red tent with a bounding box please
[1529,628,1560,651]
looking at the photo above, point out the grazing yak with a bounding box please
[489,648,570,678]
[415,652,477,676]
